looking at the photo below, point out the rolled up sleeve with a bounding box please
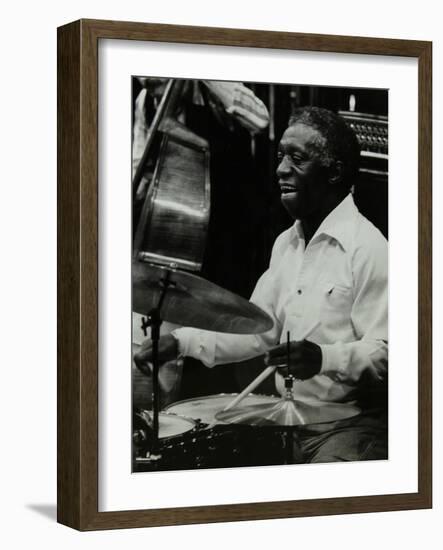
[202,80,270,133]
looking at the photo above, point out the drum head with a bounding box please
[139,411,196,439]
[164,393,280,426]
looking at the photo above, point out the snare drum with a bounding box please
[164,393,280,426]
[137,410,196,439]
[134,395,286,472]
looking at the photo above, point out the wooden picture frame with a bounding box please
[57,18,432,530]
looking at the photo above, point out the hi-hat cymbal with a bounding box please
[215,397,361,426]
[133,261,274,334]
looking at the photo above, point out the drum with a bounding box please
[134,395,287,472]
[133,408,196,456]
[136,409,196,439]
[164,393,280,426]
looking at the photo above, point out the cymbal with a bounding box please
[132,261,274,334]
[215,397,361,426]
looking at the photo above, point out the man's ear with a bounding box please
[328,161,344,185]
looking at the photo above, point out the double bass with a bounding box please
[133,78,211,272]
[131,79,273,442]
[131,78,211,413]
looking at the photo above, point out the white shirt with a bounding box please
[174,194,388,404]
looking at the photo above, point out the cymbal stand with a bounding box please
[281,375,304,464]
[282,331,303,464]
[140,268,173,459]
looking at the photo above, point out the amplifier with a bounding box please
[339,111,388,238]
[339,111,388,176]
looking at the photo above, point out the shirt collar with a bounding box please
[290,194,358,251]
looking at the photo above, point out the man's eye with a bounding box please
[277,152,302,164]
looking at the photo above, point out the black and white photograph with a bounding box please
[131,77,389,473]
[1,0,437,541]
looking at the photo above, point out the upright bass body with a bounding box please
[133,79,211,272]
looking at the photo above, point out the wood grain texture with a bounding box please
[82,18,429,57]
[417,42,432,507]
[57,20,81,528]
[57,18,432,531]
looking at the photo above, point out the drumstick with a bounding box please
[222,320,321,412]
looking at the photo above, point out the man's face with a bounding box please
[276,123,330,220]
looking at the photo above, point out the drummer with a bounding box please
[134,106,388,463]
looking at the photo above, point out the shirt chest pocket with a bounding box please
[320,281,353,329]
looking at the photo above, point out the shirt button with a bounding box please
[297,289,302,295]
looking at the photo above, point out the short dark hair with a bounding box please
[288,107,361,189]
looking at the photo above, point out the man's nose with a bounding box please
[276,157,292,177]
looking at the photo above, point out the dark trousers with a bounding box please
[294,410,388,463]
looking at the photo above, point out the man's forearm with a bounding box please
[172,327,272,368]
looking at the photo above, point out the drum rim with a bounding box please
[138,409,197,430]
[164,392,280,412]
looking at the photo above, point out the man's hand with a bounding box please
[133,334,179,377]
[264,340,322,380]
